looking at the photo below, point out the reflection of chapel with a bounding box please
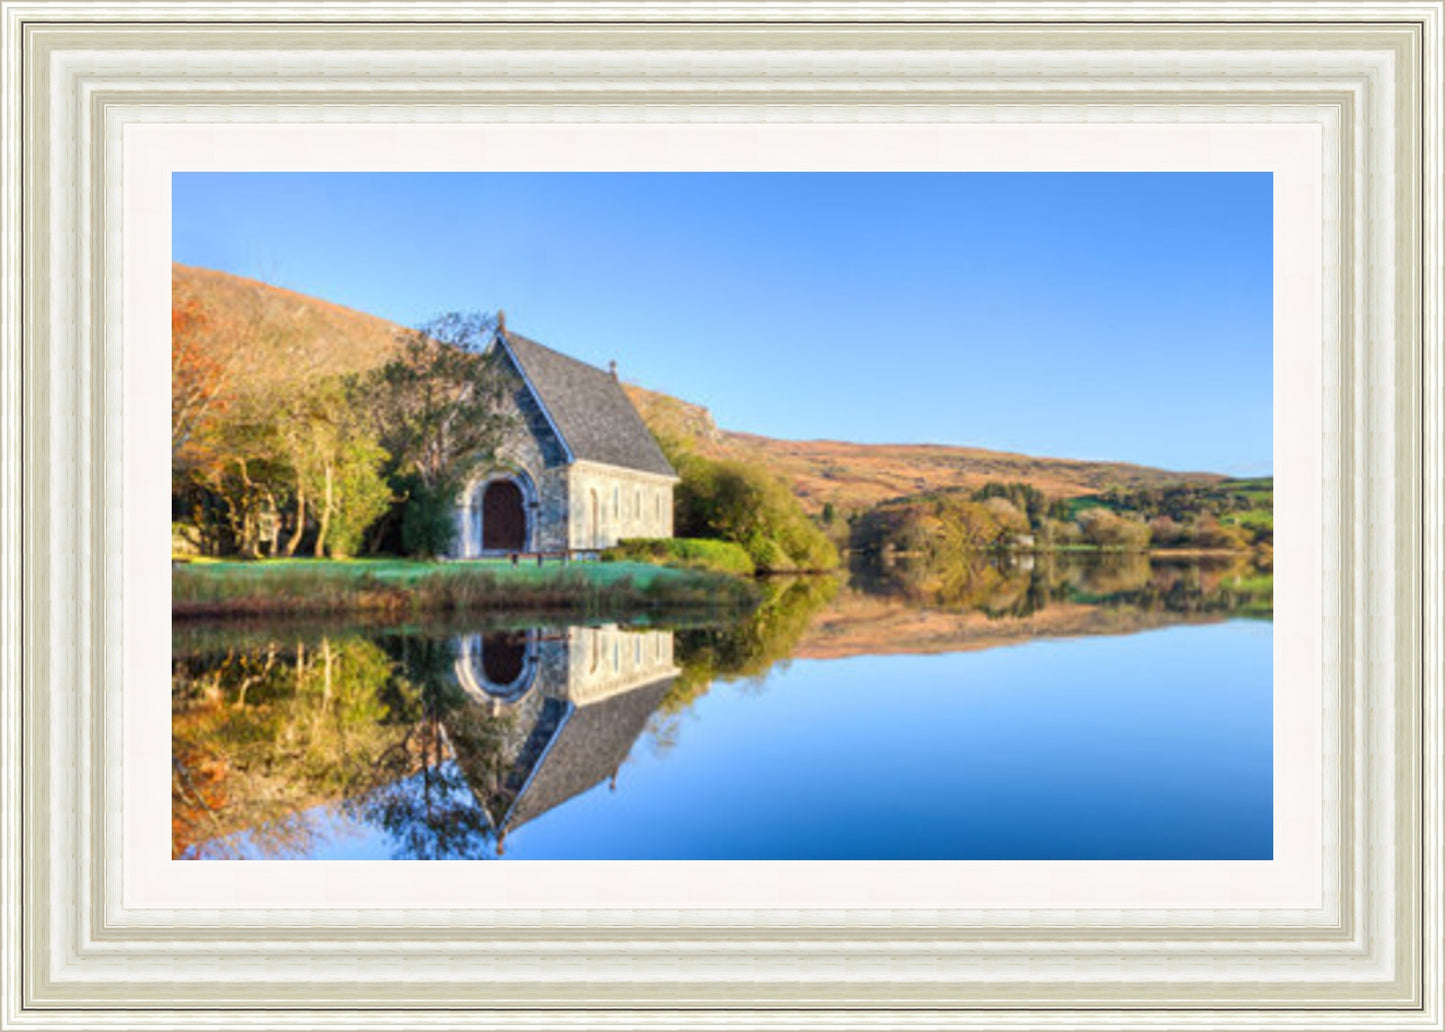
[451,328,678,557]
[449,624,679,843]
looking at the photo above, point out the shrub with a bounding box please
[1076,507,1152,550]
[1038,517,1083,547]
[673,454,839,573]
[852,494,1010,557]
[399,476,459,558]
[1148,515,1187,547]
[602,537,756,576]
[1188,515,1252,550]
[745,535,792,573]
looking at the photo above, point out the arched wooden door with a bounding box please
[482,480,526,551]
[480,631,527,686]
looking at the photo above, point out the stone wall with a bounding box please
[447,352,678,556]
[565,460,676,550]
[450,625,677,710]
[451,358,571,557]
[563,625,678,707]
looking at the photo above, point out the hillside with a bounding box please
[622,384,1223,515]
[175,263,1224,509]
[173,262,406,391]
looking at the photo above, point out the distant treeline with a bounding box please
[851,479,1273,560]
[854,549,1271,620]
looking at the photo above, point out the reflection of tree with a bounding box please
[851,550,1271,620]
[345,756,494,860]
[173,626,528,860]
[344,634,505,859]
[171,635,403,858]
[852,551,1041,615]
[660,575,839,719]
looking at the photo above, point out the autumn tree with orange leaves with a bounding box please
[171,296,231,468]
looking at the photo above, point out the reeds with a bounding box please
[172,560,758,620]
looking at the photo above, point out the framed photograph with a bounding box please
[2,2,1440,1028]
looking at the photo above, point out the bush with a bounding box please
[673,454,839,573]
[1076,507,1152,550]
[399,476,459,558]
[1187,515,1252,550]
[852,493,1011,557]
[1038,517,1082,547]
[1148,515,1187,547]
[602,537,756,576]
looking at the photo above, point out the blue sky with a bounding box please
[173,172,1272,474]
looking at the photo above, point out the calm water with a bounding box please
[172,554,1273,860]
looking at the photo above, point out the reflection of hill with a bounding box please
[800,554,1271,660]
[795,591,1216,660]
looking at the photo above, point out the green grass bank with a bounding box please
[173,557,759,620]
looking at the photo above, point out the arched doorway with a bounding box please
[482,479,526,552]
[479,631,527,687]
[453,630,540,706]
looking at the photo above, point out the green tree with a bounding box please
[187,391,293,558]
[369,312,513,491]
[267,376,393,558]
[365,312,516,557]
[673,454,839,572]
[319,435,394,558]
[973,481,1048,529]
[1076,507,1152,550]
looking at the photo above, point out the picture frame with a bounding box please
[1,2,1439,1028]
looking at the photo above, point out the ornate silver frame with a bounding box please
[1,3,1440,1028]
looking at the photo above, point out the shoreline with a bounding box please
[862,545,1265,560]
[172,557,759,621]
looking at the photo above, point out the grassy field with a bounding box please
[173,557,759,620]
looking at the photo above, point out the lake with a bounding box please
[172,553,1273,861]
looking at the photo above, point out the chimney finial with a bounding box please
[608,359,618,381]
[496,309,507,336]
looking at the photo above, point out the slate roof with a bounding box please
[504,675,676,833]
[498,331,677,479]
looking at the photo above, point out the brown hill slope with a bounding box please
[622,384,1222,514]
[175,262,1223,508]
[173,262,405,390]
